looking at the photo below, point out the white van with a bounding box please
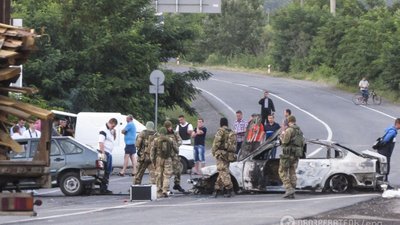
[51,111,194,173]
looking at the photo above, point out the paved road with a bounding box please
[2,67,399,225]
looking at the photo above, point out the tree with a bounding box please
[12,0,210,121]
[270,3,330,72]
[202,0,268,57]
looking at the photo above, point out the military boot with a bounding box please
[212,190,220,198]
[224,189,233,198]
[283,188,295,199]
[173,184,185,193]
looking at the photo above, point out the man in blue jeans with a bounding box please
[98,118,118,194]
[192,118,207,175]
[377,118,400,182]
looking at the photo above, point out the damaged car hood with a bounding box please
[361,150,387,163]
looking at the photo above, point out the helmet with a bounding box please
[164,120,172,128]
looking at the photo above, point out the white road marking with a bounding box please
[205,78,333,157]
[3,202,147,224]
[37,189,61,195]
[197,87,236,116]
[360,105,396,119]
[123,194,379,208]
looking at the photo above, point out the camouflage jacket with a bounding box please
[150,135,175,162]
[136,130,156,160]
[166,130,181,156]
[212,126,229,156]
[281,124,303,155]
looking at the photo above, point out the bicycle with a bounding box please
[352,90,381,105]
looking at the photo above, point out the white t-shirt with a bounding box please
[359,80,369,90]
[98,124,114,153]
[23,129,41,138]
[176,122,193,145]
[11,133,23,140]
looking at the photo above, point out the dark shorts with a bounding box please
[125,144,136,155]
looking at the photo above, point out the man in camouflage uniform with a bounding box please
[279,115,304,199]
[151,127,175,198]
[134,121,157,185]
[212,117,236,198]
[164,120,185,192]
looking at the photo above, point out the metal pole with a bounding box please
[155,78,159,130]
[200,0,203,13]
[300,0,304,7]
[330,0,336,16]
[176,0,179,13]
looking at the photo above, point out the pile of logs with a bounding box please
[0,23,53,159]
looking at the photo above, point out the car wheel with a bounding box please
[59,172,84,196]
[329,174,350,193]
[180,157,188,174]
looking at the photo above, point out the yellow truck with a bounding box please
[0,23,53,216]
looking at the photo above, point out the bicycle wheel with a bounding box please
[373,94,382,105]
[352,94,363,105]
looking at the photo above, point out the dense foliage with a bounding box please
[12,0,211,121]
[184,0,400,99]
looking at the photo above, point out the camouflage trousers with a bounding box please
[214,158,233,190]
[172,155,182,185]
[278,155,299,190]
[155,157,173,195]
[134,157,156,185]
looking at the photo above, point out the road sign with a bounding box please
[149,70,165,130]
[149,70,165,85]
[149,85,165,94]
[153,0,221,14]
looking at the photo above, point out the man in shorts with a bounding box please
[119,114,137,176]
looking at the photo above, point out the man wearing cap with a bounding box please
[164,120,185,192]
[135,121,157,185]
[279,115,304,199]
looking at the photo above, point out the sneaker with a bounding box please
[173,184,185,192]
[162,192,169,198]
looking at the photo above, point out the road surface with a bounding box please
[2,67,398,225]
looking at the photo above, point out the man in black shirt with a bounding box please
[265,115,280,159]
[192,118,207,174]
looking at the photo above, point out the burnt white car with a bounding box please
[191,133,387,194]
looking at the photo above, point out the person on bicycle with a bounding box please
[359,77,369,102]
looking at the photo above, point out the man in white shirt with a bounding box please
[10,118,27,136]
[23,121,41,138]
[98,118,118,194]
[359,77,370,102]
[175,115,193,145]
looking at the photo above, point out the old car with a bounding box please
[8,136,104,196]
[191,132,388,194]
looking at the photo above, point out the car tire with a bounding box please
[329,174,350,193]
[59,172,84,196]
[180,157,188,174]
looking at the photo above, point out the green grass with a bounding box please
[161,106,199,129]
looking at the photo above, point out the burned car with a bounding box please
[191,132,387,194]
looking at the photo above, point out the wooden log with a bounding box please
[0,67,21,81]
[0,128,22,152]
[0,86,38,94]
[0,95,53,120]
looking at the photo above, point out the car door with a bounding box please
[296,143,332,189]
[49,140,66,179]
[242,146,273,191]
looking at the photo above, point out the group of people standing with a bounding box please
[10,118,42,140]
[209,90,305,199]
[98,114,206,197]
